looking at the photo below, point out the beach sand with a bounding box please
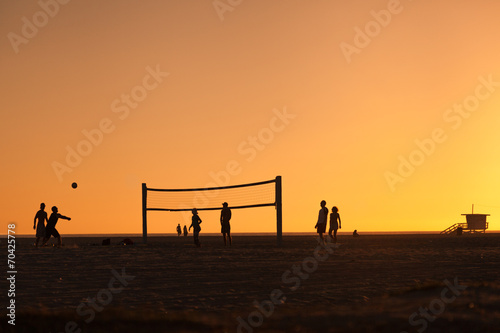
[2,233,499,332]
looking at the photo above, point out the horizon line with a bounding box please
[6,230,500,238]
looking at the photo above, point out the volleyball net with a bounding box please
[142,176,282,244]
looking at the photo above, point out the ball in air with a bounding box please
[71,182,78,189]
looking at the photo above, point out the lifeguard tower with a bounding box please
[441,205,489,235]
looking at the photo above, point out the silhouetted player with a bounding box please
[328,206,341,243]
[42,206,71,247]
[314,200,328,244]
[189,208,202,247]
[33,203,48,247]
[220,202,232,246]
[183,225,188,237]
[176,223,182,236]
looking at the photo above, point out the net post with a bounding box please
[275,176,282,246]
[142,183,148,244]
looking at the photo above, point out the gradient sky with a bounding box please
[2,0,500,236]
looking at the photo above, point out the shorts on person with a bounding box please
[36,224,46,238]
[329,221,339,232]
[45,226,60,238]
[221,221,230,233]
[316,223,326,233]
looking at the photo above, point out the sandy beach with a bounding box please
[2,233,500,332]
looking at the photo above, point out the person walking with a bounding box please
[189,208,202,247]
[314,200,328,244]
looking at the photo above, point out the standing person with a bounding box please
[42,206,71,247]
[220,202,232,246]
[33,203,48,247]
[176,223,182,236]
[314,200,328,244]
[328,206,341,243]
[189,208,202,247]
[183,225,188,237]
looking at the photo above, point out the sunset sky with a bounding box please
[2,0,500,236]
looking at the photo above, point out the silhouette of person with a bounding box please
[353,230,359,237]
[220,202,232,246]
[42,206,71,247]
[183,225,188,237]
[328,206,341,243]
[189,208,202,247]
[33,203,48,247]
[314,200,328,244]
[176,223,182,236]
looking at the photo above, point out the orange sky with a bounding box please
[1,0,500,236]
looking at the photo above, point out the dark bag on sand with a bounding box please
[119,238,134,246]
[102,238,111,246]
